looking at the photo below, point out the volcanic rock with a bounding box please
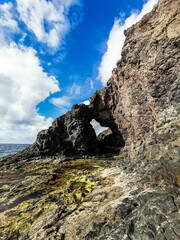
[0,0,180,239]
[19,103,124,159]
[15,0,180,159]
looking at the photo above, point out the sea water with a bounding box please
[0,144,30,157]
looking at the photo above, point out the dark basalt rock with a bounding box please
[33,104,100,156]
[11,103,125,160]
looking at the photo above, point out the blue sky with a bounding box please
[0,0,158,143]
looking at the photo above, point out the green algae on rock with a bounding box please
[0,158,104,240]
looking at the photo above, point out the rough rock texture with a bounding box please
[96,111,180,240]
[90,0,180,152]
[0,0,180,239]
[16,0,180,159]
[0,114,179,239]
[31,104,101,156]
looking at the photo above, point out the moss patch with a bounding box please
[0,158,104,239]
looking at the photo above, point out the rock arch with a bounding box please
[19,98,125,158]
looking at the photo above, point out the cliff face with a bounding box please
[90,0,180,150]
[0,0,180,239]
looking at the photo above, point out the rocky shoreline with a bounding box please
[0,113,180,239]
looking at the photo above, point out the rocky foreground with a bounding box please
[0,0,180,239]
[0,113,179,240]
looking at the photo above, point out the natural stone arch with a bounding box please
[14,100,125,159]
[89,90,125,154]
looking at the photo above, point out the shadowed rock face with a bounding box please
[33,104,100,156]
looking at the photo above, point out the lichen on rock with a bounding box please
[0,158,106,239]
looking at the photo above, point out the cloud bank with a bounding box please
[98,0,158,86]
[0,2,61,143]
[0,43,60,143]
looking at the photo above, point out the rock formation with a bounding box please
[0,0,180,239]
[10,98,125,159]
[90,0,180,151]
[17,103,125,159]
[13,0,179,159]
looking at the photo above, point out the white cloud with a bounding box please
[0,44,60,143]
[16,0,79,48]
[0,2,19,46]
[0,2,18,30]
[90,119,108,136]
[50,96,71,108]
[67,83,82,96]
[50,83,82,114]
[50,82,83,107]
[50,80,92,113]
[98,0,158,86]
[83,100,90,105]
[19,33,27,43]
[90,80,94,89]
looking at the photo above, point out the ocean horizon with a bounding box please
[0,144,30,157]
